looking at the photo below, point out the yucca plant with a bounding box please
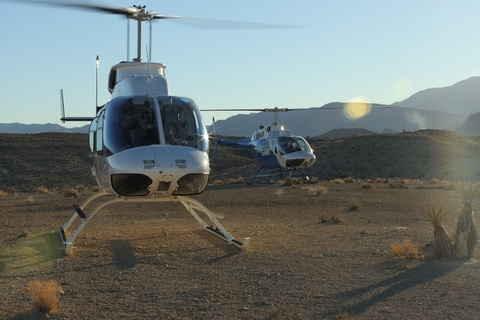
[421,207,453,259]
[454,184,480,259]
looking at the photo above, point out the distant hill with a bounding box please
[393,76,480,116]
[455,111,480,136]
[317,128,376,138]
[210,104,464,137]
[0,123,89,134]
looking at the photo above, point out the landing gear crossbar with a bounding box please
[59,192,251,255]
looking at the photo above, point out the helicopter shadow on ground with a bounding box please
[108,240,138,270]
[330,259,465,317]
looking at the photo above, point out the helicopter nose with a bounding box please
[283,151,316,168]
[106,146,210,197]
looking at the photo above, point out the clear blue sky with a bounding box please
[1,0,479,127]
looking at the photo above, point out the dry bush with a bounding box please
[304,185,328,196]
[430,179,440,184]
[36,186,51,194]
[319,213,343,223]
[374,177,387,183]
[75,185,86,192]
[390,240,419,259]
[26,196,35,203]
[280,176,303,187]
[210,180,224,185]
[361,183,374,189]
[63,188,78,198]
[26,280,63,314]
[344,177,355,183]
[388,183,409,189]
[0,190,8,197]
[91,186,101,192]
[275,188,285,196]
[224,176,246,185]
[333,178,344,184]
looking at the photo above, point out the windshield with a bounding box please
[103,96,208,155]
[278,136,312,155]
[104,96,159,155]
[157,97,208,152]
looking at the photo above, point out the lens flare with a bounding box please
[343,96,372,120]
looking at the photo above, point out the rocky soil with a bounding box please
[1,131,480,319]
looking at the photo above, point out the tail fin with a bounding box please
[59,89,95,122]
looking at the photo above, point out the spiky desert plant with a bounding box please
[454,184,480,259]
[26,280,62,314]
[421,207,453,259]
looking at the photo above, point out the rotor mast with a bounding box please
[129,5,153,62]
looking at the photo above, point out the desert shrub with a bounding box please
[280,176,303,187]
[210,180,224,185]
[75,185,86,192]
[390,240,419,259]
[344,177,355,183]
[91,186,101,192]
[63,188,78,198]
[333,178,344,184]
[319,213,343,223]
[388,183,409,189]
[421,207,453,259]
[224,176,245,185]
[26,280,63,314]
[430,179,440,184]
[36,186,51,194]
[361,183,374,189]
[275,188,285,196]
[304,185,328,196]
[0,190,8,197]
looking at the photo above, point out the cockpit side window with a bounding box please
[157,97,208,152]
[104,96,159,155]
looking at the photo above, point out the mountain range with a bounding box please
[0,122,89,134]
[2,76,480,136]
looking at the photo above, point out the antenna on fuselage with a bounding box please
[96,55,99,109]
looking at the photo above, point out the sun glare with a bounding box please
[344,96,372,120]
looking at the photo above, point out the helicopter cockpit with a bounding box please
[277,136,312,155]
[100,96,208,155]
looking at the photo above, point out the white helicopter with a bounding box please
[209,107,317,184]
[12,2,263,255]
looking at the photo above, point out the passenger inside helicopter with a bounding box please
[277,136,312,155]
[104,96,159,154]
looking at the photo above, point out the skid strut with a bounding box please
[59,192,251,255]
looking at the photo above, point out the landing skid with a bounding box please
[251,168,318,184]
[59,191,251,255]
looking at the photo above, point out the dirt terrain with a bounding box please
[1,131,480,319]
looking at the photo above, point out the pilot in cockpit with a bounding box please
[120,105,146,149]
[164,121,187,146]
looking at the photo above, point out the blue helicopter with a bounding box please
[208,107,317,184]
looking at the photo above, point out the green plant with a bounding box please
[455,183,480,203]
[421,207,448,227]
[421,207,453,259]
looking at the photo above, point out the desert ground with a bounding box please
[2,131,480,319]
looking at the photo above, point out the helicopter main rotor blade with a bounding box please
[6,0,295,28]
